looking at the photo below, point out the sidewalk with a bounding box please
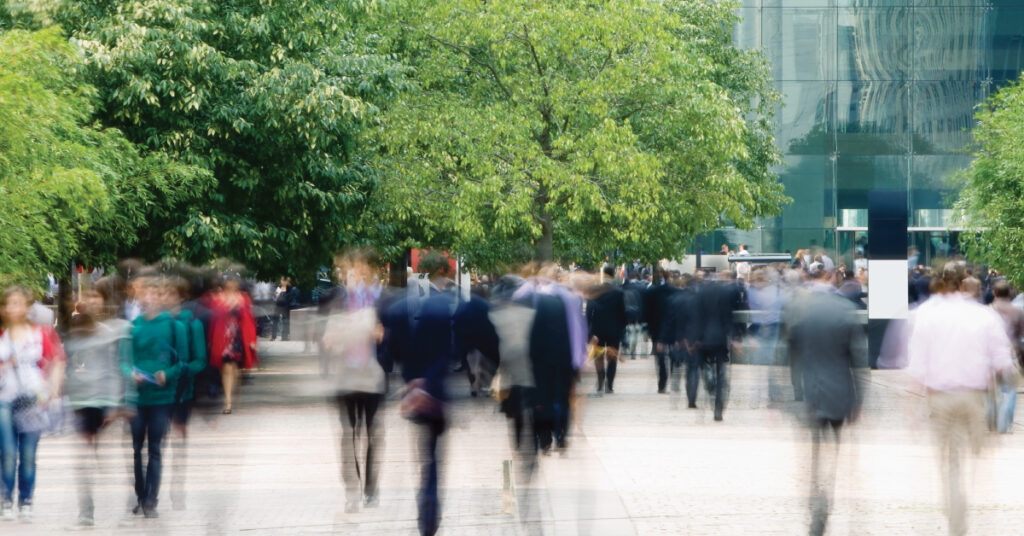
[11,341,1024,535]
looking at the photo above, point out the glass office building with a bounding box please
[699,0,1024,267]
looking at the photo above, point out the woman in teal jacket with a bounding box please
[119,275,187,519]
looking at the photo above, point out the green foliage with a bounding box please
[372,0,788,269]
[55,0,408,283]
[955,79,1024,287]
[0,27,205,287]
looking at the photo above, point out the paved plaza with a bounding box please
[9,341,1024,535]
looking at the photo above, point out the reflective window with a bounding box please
[763,8,838,81]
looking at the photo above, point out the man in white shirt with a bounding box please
[906,262,1014,536]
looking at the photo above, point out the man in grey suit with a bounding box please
[783,267,867,536]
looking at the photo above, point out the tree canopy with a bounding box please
[0,27,205,288]
[955,79,1024,287]
[54,0,407,283]
[372,0,787,269]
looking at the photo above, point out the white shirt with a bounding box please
[0,328,47,403]
[907,292,1014,391]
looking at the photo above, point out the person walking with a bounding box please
[272,277,299,341]
[163,276,207,510]
[322,250,389,513]
[121,276,187,519]
[586,264,627,395]
[644,269,680,394]
[907,263,1015,536]
[0,286,66,520]
[988,279,1023,434]
[783,276,867,535]
[207,275,258,414]
[64,278,128,527]
[694,271,745,421]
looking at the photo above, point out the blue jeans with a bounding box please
[0,403,41,505]
[998,383,1017,434]
[130,404,172,508]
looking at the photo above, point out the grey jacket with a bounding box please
[64,319,129,409]
[784,289,868,423]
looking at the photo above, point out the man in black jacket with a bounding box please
[586,265,627,395]
[694,271,746,421]
[644,269,680,394]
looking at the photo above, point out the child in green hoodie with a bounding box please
[120,274,187,518]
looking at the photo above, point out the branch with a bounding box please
[420,31,514,100]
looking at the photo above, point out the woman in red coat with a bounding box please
[207,276,257,414]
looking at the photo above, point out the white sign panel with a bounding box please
[868,259,909,320]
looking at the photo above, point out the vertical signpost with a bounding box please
[867,190,909,368]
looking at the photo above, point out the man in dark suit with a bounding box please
[644,269,680,393]
[694,271,745,421]
[381,253,496,536]
[586,265,627,394]
[783,269,867,536]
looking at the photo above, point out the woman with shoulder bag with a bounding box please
[0,285,67,521]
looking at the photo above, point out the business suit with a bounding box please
[783,287,867,536]
[694,280,745,420]
[644,283,680,393]
[586,284,627,393]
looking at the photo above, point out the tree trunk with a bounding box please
[537,218,554,262]
[388,249,410,288]
[56,274,73,335]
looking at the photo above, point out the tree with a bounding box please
[371,0,788,269]
[0,27,205,289]
[54,0,407,285]
[955,79,1024,287]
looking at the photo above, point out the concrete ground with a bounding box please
[9,341,1024,535]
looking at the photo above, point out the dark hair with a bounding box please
[993,279,1012,299]
[418,251,453,277]
[602,264,616,278]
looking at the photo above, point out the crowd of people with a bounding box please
[0,264,262,526]
[0,243,1020,536]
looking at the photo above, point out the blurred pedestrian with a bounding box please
[322,250,388,513]
[644,268,680,394]
[694,271,745,421]
[123,275,187,519]
[163,276,207,510]
[64,278,128,527]
[783,276,867,535]
[989,280,1024,434]
[907,262,1015,536]
[207,275,258,414]
[0,286,67,520]
[586,264,627,395]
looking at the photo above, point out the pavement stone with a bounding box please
[5,340,1024,535]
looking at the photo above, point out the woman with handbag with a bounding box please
[0,285,67,521]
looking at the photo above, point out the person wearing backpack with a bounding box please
[163,275,207,510]
[120,274,187,519]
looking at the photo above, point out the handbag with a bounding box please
[400,378,445,422]
[10,365,52,434]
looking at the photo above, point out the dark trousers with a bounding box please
[655,347,672,392]
[534,401,569,451]
[594,346,617,392]
[791,354,805,401]
[684,351,702,407]
[273,305,291,340]
[701,349,730,419]
[130,404,172,508]
[417,419,445,536]
[337,392,383,501]
[810,419,843,536]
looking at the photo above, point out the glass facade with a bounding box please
[701,0,1024,267]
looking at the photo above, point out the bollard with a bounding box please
[502,459,514,514]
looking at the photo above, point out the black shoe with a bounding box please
[657,389,667,394]
[143,506,159,519]
[688,403,697,409]
[132,503,143,515]
[605,387,614,394]
[714,412,724,422]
